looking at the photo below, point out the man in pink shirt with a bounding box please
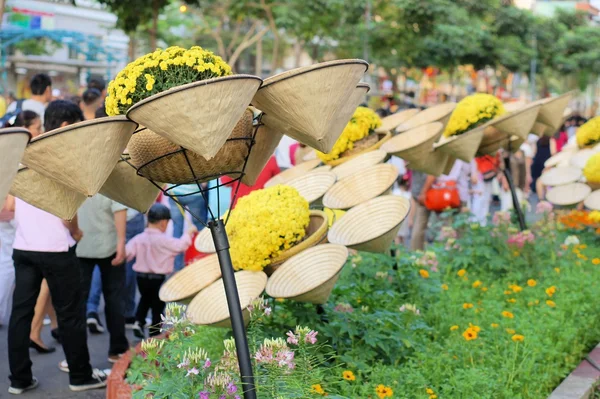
[126,204,195,338]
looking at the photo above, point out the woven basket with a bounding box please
[285,171,337,205]
[323,163,398,210]
[265,210,328,276]
[546,183,591,207]
[0,128,30,202]
[129,109,254,185]
[186,270,268,327]
[395,103,456,133]
[21,116,136,196]
[584,189,600,210]
[570,148,598,170]
[326,131,391,167]
[158,254,221,303]
[265,244,348,304]
[252,60,368,153]
[539,166,582,187]
[535,91,574,134]
[332,150,387,180]
[99,155,161,213]
[376,108,420,134]
[434,124,485,162]
[127,75,262,160]
[194,227,216,254]
[242,115,283,186]
[380,122,444,168]
[327,195,410,253]
[264,159,321,188]
[10,166,86,220]
[545,148,577,168]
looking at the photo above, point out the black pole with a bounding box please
[209,219,257,399]
[503,167,527,231]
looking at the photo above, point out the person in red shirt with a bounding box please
[221,156,281,208]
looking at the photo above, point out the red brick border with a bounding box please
[548,343,600,399]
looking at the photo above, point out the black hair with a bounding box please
[88,76,106,92]
[148,204,171,224]
[82,88,102,106]
[44,100,83,132]
[30,73,52,95]
[12,110,40,129]
[95,101,108,118]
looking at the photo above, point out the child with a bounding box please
[126,204,196,338]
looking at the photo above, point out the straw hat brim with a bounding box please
[332,150,387,181]
[252,60,368,153]
[158,254,221,303]
[491,104,541,140]
[266,244,348,304]
[186,270,267,327]
[395,103,457,133]
[328,195,410,252]
[264,159,321,188]
[21,116,136,196]
[0,128,31,202]
[546,183,591,206]
[10,166,86,220]
[539,166,582,186]
[570,148,599,169]
[434,125,485,162]
[241,116,283,186]
[323,163,398,209]
[326,131,391,167]
[127,75,262,160]
[99,155,162,213]
[535,91,575,131]
[285,171,337,205]
[376,108,420,134]
[194,226,216,253]
[545,148,577,168]
[303,150,318,162]
[584,190,600,210]
[380,122,444,161]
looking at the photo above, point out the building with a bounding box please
[533,0,600,23]
[1,0,128,98]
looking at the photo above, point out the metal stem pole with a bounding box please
[209,220,256,399]
[502,168,527,231]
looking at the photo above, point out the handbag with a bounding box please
[425,180,461,212]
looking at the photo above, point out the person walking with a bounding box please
[5,74,52,123]
[410,171,435,251]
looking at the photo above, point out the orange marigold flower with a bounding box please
[504,290,512,295]
[311,384,326,395]
[491,323,499,328]
[593,258,600,265]
[419,269,429,279]
[512,334,525,342]
[502,311,514,318]
[527,279,536,287]
[463,303,474,309]
[469,323,481,332]
[342,370,356,381]
[472,280,482,288]
[506,328,516,334]
[507,298,517,303]
[375,384,393,398]
[462,328,478,341]
[450,325,459,331]
[546,286,557,297]
[441,283,449,290]
[546,300,556,308]
[457,269,466,277]
[482,287,488,292]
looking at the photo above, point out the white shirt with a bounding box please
[13,199,75,252]
[6,99,46,124]
[388,156,406,177]
[275,135,297,169]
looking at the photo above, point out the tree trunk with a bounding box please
[128,33,136,62]
[0,0,6,29]
[255,36,263,76]
[449,67,456,99]
[293,40,303,68]
[150,0,159,50]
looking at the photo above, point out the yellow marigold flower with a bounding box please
[576,116,600,148]
[469,323,481,332]
[426,388,435,395]
[507,298,516,304]
[311,384,326,395]
[472,280,482,288]
[512,334,525,342]
[546,286,557,297]
[546,300,556,308]
[444,93,505,137]
[482,287,488,292]
[593,258,600,265]
[554,267,560,274]
[513,250,520,257]
[491,323,499,328]
[506,328,516,335]
[450,325,459,331]
[419,269,430,279]
[527,279,537,287]
[430,396,438,399]
[462,328,478,341]
[504,290,512,295]
[342,370,356,381]
[457,269,467,277]
[590,211,600,223]
[375,384,393,398]
[463,303,474,309]
[441,283,449,290]
[511,284,523,293]
[502,311,514,319]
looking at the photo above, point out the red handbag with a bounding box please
[425,180,461,212]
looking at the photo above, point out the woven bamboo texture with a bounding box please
[21,116,136,196]
[380,122,445,172]
[326,132,391,167]
[408,149,450,177]
[327,195,410,253]
[376,108,420,134]
[127,75,262,160]
[443,156,457,176]
[331,150,387,180]
[539,166,582,187]
[546,183,591,206]
[264,159,321,188]
[252,60,368,152]
[10,166,86,220]
[266,244,348,304]
[434,125,485,162]
[570,149,598,170]
[242,115,283,186]
[584,190,600,210]
[396,103,456,133]
[536,92,574,132]
[323,163,398,210]
[186,270,267,327]
[285,171,337,205]
[545,148,577,168]
[159,254,221,303]
[0,128,30,202]
[194,227,216,253]
[490,105,541,140]
[330,83,372,146]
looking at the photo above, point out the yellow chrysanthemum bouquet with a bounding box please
[106,46,232,116]
[317,107,382,162]
[576,116,600,148]
[444,93,506,138]
[227,185,310,271]
[583,152,600,187]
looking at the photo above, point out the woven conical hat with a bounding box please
[10,166,86,220]
[540,166,582,186]
[0,128,30,201]
[536,91,574,131]
[266,244,348,304]
[285,171,336,205]
[187,270,267,327]
[99,155,161,213]
[434,125,485,162]
[159,254,222,303]
[21,116,136,196]
[194,227,216,253]
[545,148,577,168]
[584,190,600,210]
[491,104,541,140]
[322,163,398,210]
[376,108,420,134]
[408,149,450,177]
[380,122,443,164]
[127,75,262,160]
[303,150,318,162]
[328,195,410,253]
[546,183,591,206]
[332,150,387,180]
[312,165,332,173]
[242,115,283,186]
[531,122,549,136]
[503,101,528,112]
[252,60,368,152]
[264,159,321,188]
[443,156,457,176]
[396,103,456,133]
[571,148,598,169]
[332,83,372,139]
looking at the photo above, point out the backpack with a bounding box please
[475,155,500,182]
[0,99,25,128]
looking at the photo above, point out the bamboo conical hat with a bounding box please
[21,116,136,196]
[264,159,321,188]
[187,270,267,327]
[265,244,348,305]
[10,166,86,220]
[332,83,372,138]
[434,124,486,162]
[535,91,575,132]
[395,103,456,133]
[99,155,161,213]
[584,190,600,210]
[539,166,582,186]
[546,182,591,206]
[331,150,387,180]
[322,163,398,210]
[127,75,262,161]
[409,148,451,177]
[242,115,283,186]
[443,156,457,176]
[490,104,541,140]
[376,108,420,134]
[194,226,216,253]
[571,148,598,170]
[252,60,368,153]
[0,128,30,202]
[159,254,222,303]
[285,170,337,205]
[380,122,444,164]
[545,148,577,168]
[503,101,528,112]
[328,195,410,253]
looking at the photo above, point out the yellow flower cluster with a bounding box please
[106,45,232,116]
[583,153,600,184]
[444,93,506,138]
[590,211,600,223]
[317,106,381,162]
[376,384,393,398]
[576,116,600,148]
[226,185,310,271]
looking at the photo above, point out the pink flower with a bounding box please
[493,211,511,226]
[177,359,190,369]
[198,392,210,399]
[286,331,299,345]
[305,330,318,344]
[264,307,272,316]
[186,367,199,377]
[227,382,238,395]
[203,359,211,369]
[507,230,535,248]
[536,201,554,214]
[275,350,295,369]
